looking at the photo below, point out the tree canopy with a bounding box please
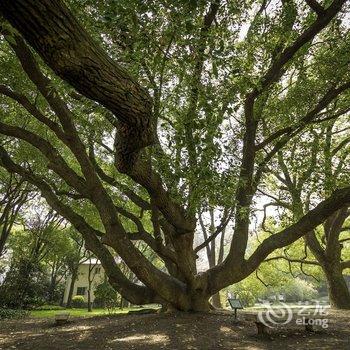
[0,0,349,311]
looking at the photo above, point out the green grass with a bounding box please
[30,307,139,318]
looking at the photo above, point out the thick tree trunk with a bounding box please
[324,265,350,309]
[66,269,78,308]
[161,294,211,313]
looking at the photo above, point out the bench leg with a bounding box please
[304,318,314,332]
[55,319,69,326]
[255,322,268,335]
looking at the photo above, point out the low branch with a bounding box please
[0,144,164,305]
[0,121,88,196]
[341,260,350,270]
[246,186,350,273]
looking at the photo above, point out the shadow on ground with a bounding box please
[0,310,349,350]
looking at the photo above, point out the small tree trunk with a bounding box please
[66,269,78,308]
[0,233,7,257]
[324,265,350,309]
[48,273,57,302]
[87,289,92,312]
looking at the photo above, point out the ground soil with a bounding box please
[0,310,349,349]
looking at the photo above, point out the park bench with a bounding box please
[254,316,320,335]
[55,312,70,326]
[228,298,243,320]
[128,308,158,315]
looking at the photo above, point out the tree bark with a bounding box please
[0,231,8,257]
[87,289,92,312]
[120,298,130,309]
[0,0,155,172]
[0,0,349,313]
[211,293,222,308]
[48,275,57,303]
[66,268,78,308]
[324,265,350,309]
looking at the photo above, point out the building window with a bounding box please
[95,267,101,274]
[76,287,87,296]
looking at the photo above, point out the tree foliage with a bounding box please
[0,0,349,310]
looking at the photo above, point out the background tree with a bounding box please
[64,230,88,308]
[86,253,98,312]
[0,171,29,257]
[1,205,74,308]
[263,120,350,308]
[198,209,231,308]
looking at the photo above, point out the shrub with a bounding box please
[94,281,119,313]
[0,308,29,320]
[72,295,85,308]
[0,259,47,309]
[284,278,317,302]
[234,290,256,307]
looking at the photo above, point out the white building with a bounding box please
[63,259,106,305]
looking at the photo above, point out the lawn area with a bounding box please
[30,307,141,318]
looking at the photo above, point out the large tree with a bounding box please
[0,0,350,311]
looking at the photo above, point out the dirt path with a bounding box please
[0,310,349,349]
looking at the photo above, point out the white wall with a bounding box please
[63,263,105,305]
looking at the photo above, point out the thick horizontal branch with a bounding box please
[2,14,191,234]
[206,186,350,294]
[246,186,350,273]
[341,260,350,270]
[0,0,155,160]
[0,122,88,196]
